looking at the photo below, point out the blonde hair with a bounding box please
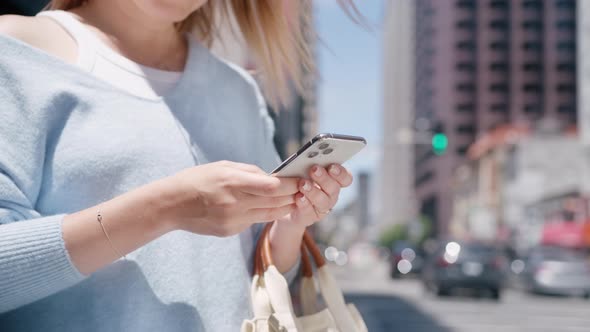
[47,0,358,107]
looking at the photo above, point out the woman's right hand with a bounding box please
[159,161,300,237]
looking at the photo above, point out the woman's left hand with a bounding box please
[269,164,352,273]
[279,164,353,228]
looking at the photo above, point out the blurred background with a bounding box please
[3,0,590,331]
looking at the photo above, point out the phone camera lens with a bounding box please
[308,151,319,158]
[322,148,334,155]
[318,143,330,150]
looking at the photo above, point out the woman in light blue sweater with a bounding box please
[0,0,355,330]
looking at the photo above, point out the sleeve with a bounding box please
[0,57,85,313]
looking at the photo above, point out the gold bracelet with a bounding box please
[97,208,127,260]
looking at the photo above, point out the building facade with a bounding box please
[380,0,416,231]
[414,0,577,236]
[452,126,586,251]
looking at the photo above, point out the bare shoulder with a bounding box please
[0,15,77,63]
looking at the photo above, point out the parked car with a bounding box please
[422,241,506,300]
[521,246,590,298]
[389,241,425,278]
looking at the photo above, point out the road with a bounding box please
[330,261,590,332]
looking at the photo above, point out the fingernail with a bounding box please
[299,196,308,203]
[302,181,311,192]
[314,166,323,177]
[329,165,341,176]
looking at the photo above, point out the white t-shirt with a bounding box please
[37,10,183,99]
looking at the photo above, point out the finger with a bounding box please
[290,193,319,222]
[246,194,296,209]
[237,173,299,197]
[299,179,332,213]
[309,165,341,199]
[295,194,319,217]
[247,204,296,222]
[327,164,353,188]
[220,161,266,174]
[295,193,310,208]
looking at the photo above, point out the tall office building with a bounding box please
[414,0,577,236]
[380,0,416,231]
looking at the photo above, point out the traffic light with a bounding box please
[432,133,448,155]
[431,123,448,155]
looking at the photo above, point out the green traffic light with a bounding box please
[432,133,448,155]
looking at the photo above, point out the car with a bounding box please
[389,241,425,278]
[421,241,506,300]
[521,246,590,298]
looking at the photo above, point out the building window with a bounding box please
[489,41,508,51]
[522,63,542,71]
[522,21,543,30]
[456,0,475,8]
[523,84,542,93]
[415,149,435,167]
[456,40,475,50]
[415,171,434,187]
[555,0,575,9]
[489,0,508,9]
[556,83,575,93]
[456,62,476,71]
[456,20,476,29]
[490,83,509,92]
[489,20,508,30]
[490,62,509,71]
[524,104,541,113]
[456,124,475,135]
[457,103,475,112]
[556,63,575,72]
[556,20,576,31]
[556,41,576,52]
[457,146,470,156]
[456,83,475,92]
[522,41,542,51]
[522,0,542,9]
[558,105,575,113]
[490,103,508,113]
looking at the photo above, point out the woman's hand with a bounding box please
[268,164,353,273]
[284,164,353,228]
[161,161,299,237]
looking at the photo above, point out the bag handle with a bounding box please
[254,223,272,276]
[253,223,362,332]
[255,223,326,276]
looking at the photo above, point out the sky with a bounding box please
[314,0,385,207]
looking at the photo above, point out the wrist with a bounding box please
[272,218,307,237]
[137,178,181,236]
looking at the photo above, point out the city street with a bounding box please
[332,261,590,332]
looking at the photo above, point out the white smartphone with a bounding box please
[271,133,367,178]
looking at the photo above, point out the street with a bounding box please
[331,261,590,332]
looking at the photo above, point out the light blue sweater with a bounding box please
[0,34,298,331]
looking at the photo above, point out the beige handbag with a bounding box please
[241,224,368,332]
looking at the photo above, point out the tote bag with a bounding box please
[241,224,368,332]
